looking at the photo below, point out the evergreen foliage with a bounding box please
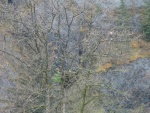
[120,0,128,18]
[141,0,150,41]
[116,0,130,27]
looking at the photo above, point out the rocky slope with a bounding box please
[99,58,150,112]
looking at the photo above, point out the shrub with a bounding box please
[141,0,150,41]
[115,0,130,26]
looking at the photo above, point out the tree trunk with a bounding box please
[46,86,50,113]
[61,86,66,113]
[80,86,87,113]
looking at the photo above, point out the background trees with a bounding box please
[0,0,103,112]
[0,0,150,113]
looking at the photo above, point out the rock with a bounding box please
[100,58,150,111]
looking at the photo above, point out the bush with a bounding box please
[141,0,150,41]
[115,0,131,29]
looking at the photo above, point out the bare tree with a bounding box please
[0,0,144,113]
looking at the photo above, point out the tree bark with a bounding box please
[46,85,50,113]
[61,86,66,113]
[80,86,87,113]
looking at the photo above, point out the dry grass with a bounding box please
[97,38,150,73]
[96,62,113,72]
[129,39,150,60]
[130,39,150,49]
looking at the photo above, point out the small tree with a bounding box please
[141,0,150,41]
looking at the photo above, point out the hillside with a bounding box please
[0,0,150,113]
